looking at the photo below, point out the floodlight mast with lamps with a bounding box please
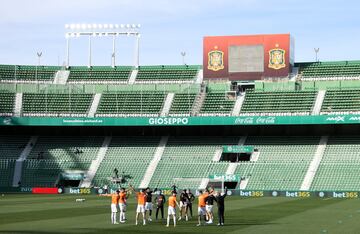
[64,23,141,68]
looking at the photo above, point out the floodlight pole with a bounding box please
[181,52,186,65]
[314,48,320,62]
[65,23,141,68]
[112,35,116,68]
[88,35,92,68]
[134,34,140,68]
[66,38,70,68]
[36,52,42,81]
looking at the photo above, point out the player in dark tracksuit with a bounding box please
[215,188,227,226]
[154,190,166,220]
[145,187,157,221]
[186,189,195,218]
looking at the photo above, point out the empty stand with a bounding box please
[0,160,16,187]
[311,136,360,191]
[321,90,360,114]
[96,92,166,117]
[67,66,132,83]
[169,93,196,116]
[237,136,320,190]
[136,65,199,83]
[299,61,360,80]
[148,137,239,188]
[22,93,93,116]
[240,91,317,116]
[199,92,236,116]
[0,65,59,82]
[0,91,15,116]
[20,136,103,187]
[92,137,160,188]
[0,135,30,159]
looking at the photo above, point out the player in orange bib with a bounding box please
[167,191,180,227]
[100,190,120,224]
[129,186,147,225]
[197,190,210,226]
[119,187,129,223]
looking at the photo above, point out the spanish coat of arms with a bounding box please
[268,48,286,70]
[208,47,224,71]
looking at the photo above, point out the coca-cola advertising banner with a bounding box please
[203,34,293,80]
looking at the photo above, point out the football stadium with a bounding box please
[1,2,360,234]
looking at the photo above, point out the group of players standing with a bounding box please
[101,185,227,227]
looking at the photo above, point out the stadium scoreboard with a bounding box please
[203,33,294,80]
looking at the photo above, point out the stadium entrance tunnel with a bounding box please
[57,172,84,187]
[231,81,255,93]
[58,179,80,187]
[221,152,251,162]
[208,181,238,189]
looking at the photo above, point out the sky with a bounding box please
[0,0,359,66]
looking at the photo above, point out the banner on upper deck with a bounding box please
[0,115,360,126]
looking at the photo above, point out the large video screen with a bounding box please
[228,45,264,73]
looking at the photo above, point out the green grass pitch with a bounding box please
[0,194,360,234]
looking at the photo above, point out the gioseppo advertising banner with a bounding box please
[1,115,360,126]
[203,34,293,80]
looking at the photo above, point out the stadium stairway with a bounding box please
[239,178,250,189]
[139,136,169,188]
[80,136,111,188]
[53,70,70,84]
[311,90,326,115]
[222,135,248,188]
[224,135,248,174]
[300,136,328,190]
[14,93,23,117]
[87,93,102,118]
[199,178,209,190]
[195,69,203,84]
[160,93,175,117]
[199,147,226,189]
[250,151,260,162]
[12,136,38,187]
[212,148,222,161]
[231,93,245,116]
[226,163,238,175]
[128,69,138,84]
[191,92,206,116]
[238,135,247,145]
